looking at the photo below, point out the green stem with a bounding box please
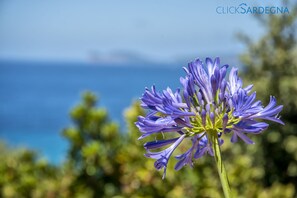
[210,132,232,198]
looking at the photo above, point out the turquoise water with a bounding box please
[0,60,183,163]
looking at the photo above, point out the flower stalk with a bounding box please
[209,131,232,198]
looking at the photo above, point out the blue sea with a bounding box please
[0,60,184,164]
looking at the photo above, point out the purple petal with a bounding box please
[144,134,186,178]
[144,137,180,150]
[232,131,254,144]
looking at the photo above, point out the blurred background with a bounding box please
[0,0,296,197]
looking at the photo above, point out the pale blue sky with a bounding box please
[0,0,281,63]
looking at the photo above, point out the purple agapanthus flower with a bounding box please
[135,57,283,178]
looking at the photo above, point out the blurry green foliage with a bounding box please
[62,92,122,197]
[238,1,297,193]
[0,142,74,198]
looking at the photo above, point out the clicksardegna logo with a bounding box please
[216,3,289,15]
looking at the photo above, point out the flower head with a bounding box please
[135,57,283,178]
